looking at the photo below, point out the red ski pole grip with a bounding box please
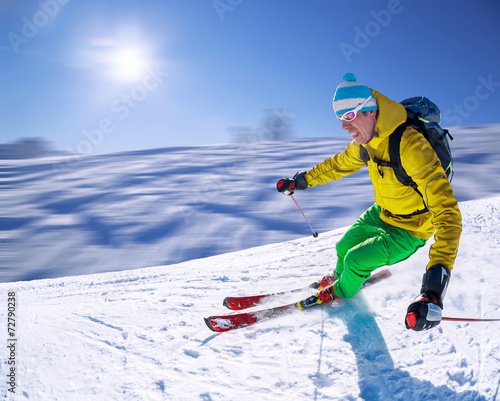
[406,312,417,328]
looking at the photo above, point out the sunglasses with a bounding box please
[337,95,373,122]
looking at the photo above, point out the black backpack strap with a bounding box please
[361,122,428,216]
[388,122,415,189]
[388,121,428,215]
[371,124,406,178]
[359,145,370,165]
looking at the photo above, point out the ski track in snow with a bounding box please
[1,125,500,400]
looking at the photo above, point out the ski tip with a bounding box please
[204,317,216,332]
[222,297,231,309]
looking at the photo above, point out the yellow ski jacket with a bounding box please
[305,89,462,271]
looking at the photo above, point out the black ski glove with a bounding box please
[405,265,451,331]
[277,171,307,196]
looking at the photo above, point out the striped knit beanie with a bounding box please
[333,73,378,117]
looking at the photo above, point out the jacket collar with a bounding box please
[367,89,407,148]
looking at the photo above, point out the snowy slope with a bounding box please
[1,196,499,400]
[2,124,500,283]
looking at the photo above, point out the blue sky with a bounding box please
[1,0,500,155]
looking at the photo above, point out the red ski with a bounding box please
[205,303,299,333]
[223,280,322,311]
[205,268,392,332]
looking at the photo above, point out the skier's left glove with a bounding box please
[405,265,451,331]
[276,171,307,196]
[405,293,443,331]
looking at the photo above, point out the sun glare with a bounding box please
[111,47,147,81]
[83,36,151,83]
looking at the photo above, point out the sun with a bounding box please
[111,47,148,81]
[83,37,151,83]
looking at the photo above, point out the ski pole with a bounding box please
[290,194,318,238]
[442,316,500,323]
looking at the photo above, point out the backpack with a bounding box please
[360,96,454,215]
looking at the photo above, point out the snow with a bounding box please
[2,124,500,283]
[1,197,500,400]
[1,124,500,400]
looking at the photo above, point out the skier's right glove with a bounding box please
[277,171,307,196]
[405,264,451,331]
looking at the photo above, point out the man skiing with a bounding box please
[277,73,462,331]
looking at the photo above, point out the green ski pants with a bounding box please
[332,204,427,299]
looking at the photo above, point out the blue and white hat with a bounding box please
[333,73,378,117]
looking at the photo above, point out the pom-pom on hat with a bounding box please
[333,73,378,117]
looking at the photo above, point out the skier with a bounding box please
[277,73,462,331]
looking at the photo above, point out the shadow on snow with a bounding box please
[315,297,488,401]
